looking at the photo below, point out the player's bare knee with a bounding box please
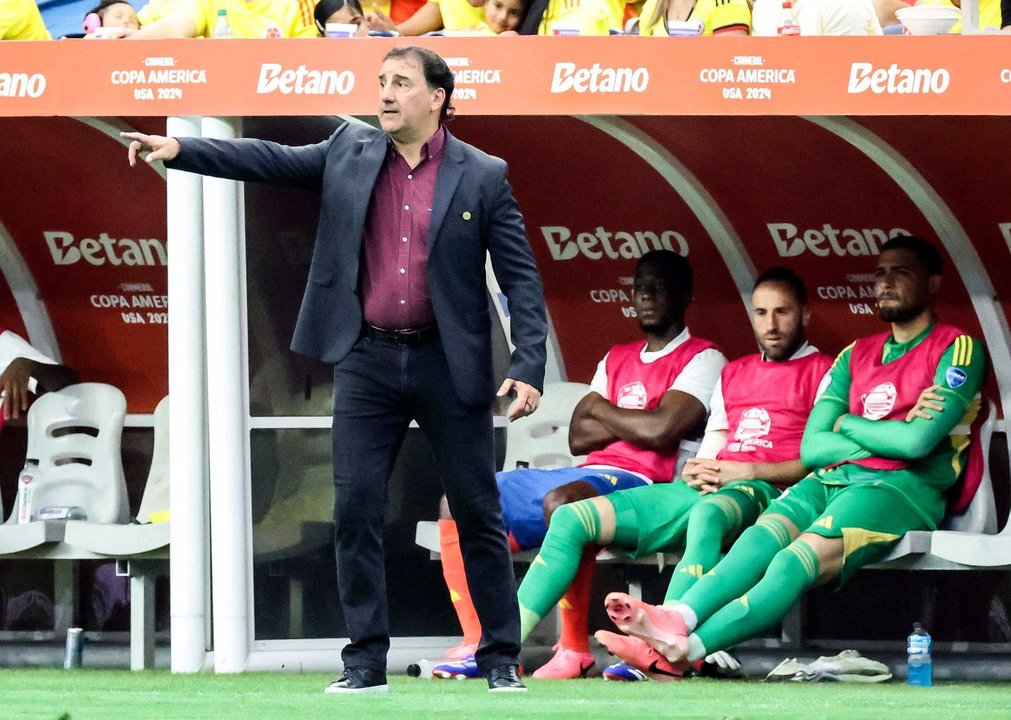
[797,532,844,581]
[542,481,600,524]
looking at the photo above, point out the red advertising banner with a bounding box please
[0,117,168,412]
[0,37,1010,118]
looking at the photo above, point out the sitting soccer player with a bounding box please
[604,236,985,670]
[0,328,76,424]
[516,268,831,680]
[433,250,726,679]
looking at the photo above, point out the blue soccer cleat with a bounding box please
[433,655,484,680]
[603,662,650,682]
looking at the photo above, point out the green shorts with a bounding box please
[607,479,780,558]
[766,473,930,583]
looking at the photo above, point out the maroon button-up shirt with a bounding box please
[359,127,446,330]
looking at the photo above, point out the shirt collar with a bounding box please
[388,126,446,164]
[761,340,816,362]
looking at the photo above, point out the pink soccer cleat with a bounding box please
[594,630,684,680]
[445,641,479,662]
[604,592,690,663]
[531,644,595,679]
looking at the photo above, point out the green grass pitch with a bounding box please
[0,670,1007,720]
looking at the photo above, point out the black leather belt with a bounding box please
[366,324,440,347]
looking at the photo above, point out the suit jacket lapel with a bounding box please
[354,133,388,234]
[428,133,465,253]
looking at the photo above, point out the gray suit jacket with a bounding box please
[168,121,547,405]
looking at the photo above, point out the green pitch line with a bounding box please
[0,670,1007,720]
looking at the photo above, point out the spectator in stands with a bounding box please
[84,1,141,33]
[479,0,530,33]
[0,329,76,423]
[947,0,1004,32]
[518,0,624,34]
[750,0,882,34]
[314,0,368,35]
[631,0,751,35]
[365,0,486,34]
[120,0,316,38]
[0,0,52,39]
[602,237,986,676]
[431,251,726,680]
[513,268,830,681]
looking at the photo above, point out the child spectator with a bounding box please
[84,1,141,34]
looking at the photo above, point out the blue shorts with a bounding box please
[497,466,648,550]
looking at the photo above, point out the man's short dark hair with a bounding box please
[637,250,693,304]
[880,235,943,276]
[383,46,455,123]
[753,267,807,306]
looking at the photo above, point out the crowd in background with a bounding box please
[1,0,1009,40]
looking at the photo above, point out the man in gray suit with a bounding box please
[124,46,547,694]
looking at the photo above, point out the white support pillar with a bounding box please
[166,115,211,674]
[201,116,253,673]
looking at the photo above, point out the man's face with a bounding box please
[751,281,808,361]
[485,0,525,33]
[377,57,443,143]
[633,264,684,335]
[874,248,938,323]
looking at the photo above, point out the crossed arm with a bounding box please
[800,338,986,468]
[568,388,706,457]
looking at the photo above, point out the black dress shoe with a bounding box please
[487,664,527,692]
[324,666,389,694]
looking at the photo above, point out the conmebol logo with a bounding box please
[550,63,649,94]
[847,63,950,95]
[0,72,46,98]
[256,63,355,95]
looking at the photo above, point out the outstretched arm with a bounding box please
[123,126,338,192]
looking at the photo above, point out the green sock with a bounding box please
[664,492,748,604]
[692,540,820,659]
[517,498,639,641]
[677,514,793,626]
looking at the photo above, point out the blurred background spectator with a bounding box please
[1,0,53,39]
[119,0,316,38]
[314,0,368,35]
[518,0,622,34]
[751,0,882,34]
[83,0,139,34]
[632,0,751,35]
[365,0,485,34]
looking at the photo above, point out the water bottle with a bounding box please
[907,622,933,687]
[212,9,231,38]
[777,1,801,36]
[17,459,39,524]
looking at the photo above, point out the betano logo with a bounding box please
[0,72,46,98]
[768,223,911,258]
[847,62,950,95]
[44,231,166,266]
[550,63,649,94]
[256,63,354,95]
[541,226,687,261]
